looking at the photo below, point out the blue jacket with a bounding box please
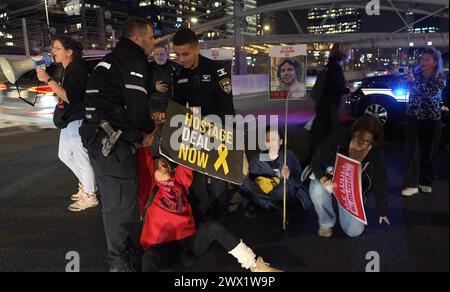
[241,150,311,209]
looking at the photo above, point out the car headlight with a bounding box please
[38,94,57,108]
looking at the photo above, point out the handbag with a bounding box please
[53,102,69,129]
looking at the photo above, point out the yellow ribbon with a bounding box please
[214,144,230,175]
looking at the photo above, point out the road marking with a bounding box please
[0,129,27,137]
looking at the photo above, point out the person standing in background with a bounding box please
[310,43,356,152]
[148,43,179,156]
[402,47,447,197]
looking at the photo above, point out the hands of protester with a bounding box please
[36,68,51,83]
[152,112,166,125]
[282,165,290,180]
[243,154,249,176]
[142,127,158,147]
[379,216,391,226]
[156,81,169,93]
[189,107,200,115]
[320,177,334,194]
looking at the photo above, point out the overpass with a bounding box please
[168,0,448,73]
[202,33,450,49]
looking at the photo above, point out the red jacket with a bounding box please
[137,147,196,249]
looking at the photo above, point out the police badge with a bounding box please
[219,78,232,94]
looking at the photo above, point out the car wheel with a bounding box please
[363,97,397,127]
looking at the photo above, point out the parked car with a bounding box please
[348,73,449,127]
[348,74,410,126]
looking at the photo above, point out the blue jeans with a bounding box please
[309,179,365,238]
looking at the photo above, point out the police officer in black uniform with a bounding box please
[172,28,235,221]
[79,17,156,272]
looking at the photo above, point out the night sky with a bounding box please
[1,0,448,33]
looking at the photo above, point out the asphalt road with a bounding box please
[0,95,448,272]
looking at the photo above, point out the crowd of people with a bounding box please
[39,17,447,272]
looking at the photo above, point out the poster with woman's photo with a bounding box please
[269,45,307,101]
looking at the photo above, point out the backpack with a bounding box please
[311,67,328,104]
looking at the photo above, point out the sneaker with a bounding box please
[419,185,432,194]
[71,183,84,201]
[318,227,333,238]
[251,257,283,272]
[402,188,419,197]
[68,193,99,212]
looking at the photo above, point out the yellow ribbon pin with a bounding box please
[214,144,230,175]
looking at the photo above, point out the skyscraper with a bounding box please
[307,7,362,34]
[137,0,229,39]
[405,12,439,34]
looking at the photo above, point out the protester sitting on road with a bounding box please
[310,115,390,238]
[36,36,98,212]
[136,132,283,272]
[402,47,447,197]
[239,127,311,219]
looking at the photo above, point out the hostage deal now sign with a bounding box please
[160,100,245,185]
[332,154,368,225]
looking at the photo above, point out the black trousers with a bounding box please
[190,173,230,220]
[142,221,239,272]
[403,116,442,188]
[310,104,340,153]
[88,139,140,270]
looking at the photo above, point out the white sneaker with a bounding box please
[71,183,84,201]
[419,185,432,194]
[402,188,419,197]
[318,227,333,238]
[68,193,99,212]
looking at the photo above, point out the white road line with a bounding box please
[0,130,27,137]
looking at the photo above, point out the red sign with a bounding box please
[332,154,367,225]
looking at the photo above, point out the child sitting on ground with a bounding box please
[240,127,311,218]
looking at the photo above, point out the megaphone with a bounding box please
[0,53,53,84]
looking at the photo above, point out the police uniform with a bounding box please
[173,55,235,220]
[79,37,155,271]
[148,59,179,156]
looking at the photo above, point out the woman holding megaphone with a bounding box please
[36,36,98,212]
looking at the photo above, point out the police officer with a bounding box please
[172,28,235,221]
[148,42,179,156]
[79,17,156,272]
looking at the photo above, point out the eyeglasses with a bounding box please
[353,136,373,147]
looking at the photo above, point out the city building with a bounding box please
[307,7,362,34]
[405,12,440,34]
[136,0,229,40]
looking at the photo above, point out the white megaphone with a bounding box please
[0,53,54,84]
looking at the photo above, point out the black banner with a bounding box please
[160,100,245,185]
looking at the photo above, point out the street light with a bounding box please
[44,0,50,27]
[191,17,199,24]
[264,25,270,31]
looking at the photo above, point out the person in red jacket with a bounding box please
[137,137,283,272]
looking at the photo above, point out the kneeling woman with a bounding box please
[137,141,283,272]
[310,115,391,238]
